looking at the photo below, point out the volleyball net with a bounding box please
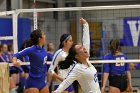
[0,4,140,92]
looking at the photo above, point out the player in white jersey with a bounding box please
[53,18,101,93]
[48,30,74,92]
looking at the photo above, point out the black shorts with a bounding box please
[22,65,30,73]
[10,70,19,76]
[109,75,127,92]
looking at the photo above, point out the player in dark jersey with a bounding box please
[101,39,133,93]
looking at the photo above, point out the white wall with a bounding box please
[0,0,6,11]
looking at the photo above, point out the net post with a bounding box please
[12,11,19,54]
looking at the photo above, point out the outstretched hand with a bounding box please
[80,18,87,25]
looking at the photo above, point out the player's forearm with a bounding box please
[53,73,64,82]
[126,71,132,86]
[55,76,75,93]
[102,73,109,87]
[83,22,90,53]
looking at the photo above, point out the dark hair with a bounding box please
[30,29,42,45]
[59,34,71,49]
[109,39,120,55]
[21,39,32,51]
[47,42,53,51]
[58,44,77,69]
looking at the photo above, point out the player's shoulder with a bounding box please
[55,49,63,53]
[72,62,86,70]
[119,53,128,58]
[104,53,112,57]
[54,49,64,56]
[21,46,34,52]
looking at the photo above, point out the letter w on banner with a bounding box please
[123,18,140,46]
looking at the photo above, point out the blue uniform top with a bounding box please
[135,63,140,69]
[0,52,11,62]
[47,53,54,61]
[13,45,48,78]
[103,53,130,75]
[21,56,30,71]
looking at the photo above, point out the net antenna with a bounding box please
[33,0,38,30]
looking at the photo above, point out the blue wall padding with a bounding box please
[0,18,31,51]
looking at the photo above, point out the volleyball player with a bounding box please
[53,18,101,93]
[13,29,49,93]
[48,32,74,92]
[47,42,55,61]
[101,39,133,93]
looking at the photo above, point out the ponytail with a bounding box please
[30,29,42,45]
[109,39,120,55]
[58,44,77,69]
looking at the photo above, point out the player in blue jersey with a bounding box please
[13,29,49,93]
[47,42,55,61]
[101,39,133,93]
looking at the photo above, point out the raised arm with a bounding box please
[80,18,90,54]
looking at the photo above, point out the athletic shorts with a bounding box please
[10,67,23,76]
[25,76,47,91]
[65,85,74,92]
[109,74,127,92]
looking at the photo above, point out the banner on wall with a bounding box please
[123,17,140,46]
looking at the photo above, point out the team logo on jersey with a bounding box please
[124,18,140,46]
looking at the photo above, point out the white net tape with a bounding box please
[7,59,140,67]
[0,36,13,40]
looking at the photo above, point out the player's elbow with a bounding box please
[48,69,55,75]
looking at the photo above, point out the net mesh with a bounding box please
[0,5,140,92]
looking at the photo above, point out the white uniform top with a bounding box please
[49,48,73,78]
[48,23,90,79]
[55,23,101,93]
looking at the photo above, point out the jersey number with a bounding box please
[115,57,125,66]
[94,73,98,83]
